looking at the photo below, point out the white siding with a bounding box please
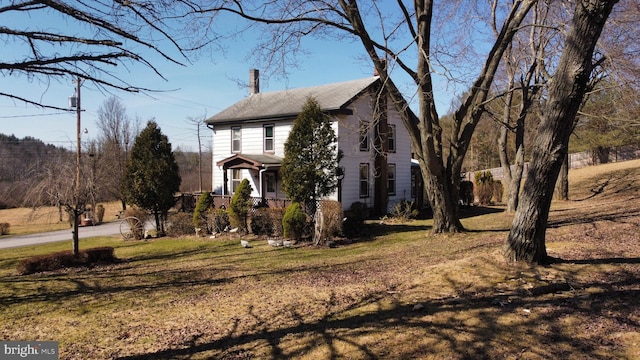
[386,103,413,209]
[210,87,413,213]
[336,95,375,210]
[335,92,413,212]
[211,120,293,198]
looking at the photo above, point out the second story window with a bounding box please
[231,126,241,153]
[264,125,274,153]
[359,120,369,151]
[388,124,396,152]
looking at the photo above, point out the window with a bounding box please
[231,127,241,153]
[231,169,242,193]
[265,172,276,194]
[359,121,369,151]
[359,163,369,197]
[264,125,274,152]
[388,125,396,152]
[388,163,396,195]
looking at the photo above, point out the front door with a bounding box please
[264,172,277,198]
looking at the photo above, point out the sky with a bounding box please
[0,3,461,152]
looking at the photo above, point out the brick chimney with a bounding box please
[249,69,259,95]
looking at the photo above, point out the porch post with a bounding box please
[222,168,228,196]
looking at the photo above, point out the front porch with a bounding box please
[216,153,283,199]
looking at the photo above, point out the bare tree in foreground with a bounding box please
[0,1,202,109]
[504,0,618,264]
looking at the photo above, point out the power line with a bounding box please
[0,112,71,119]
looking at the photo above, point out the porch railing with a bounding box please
[175,193,292,214]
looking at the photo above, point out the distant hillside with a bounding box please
[0,134,70,208]
[0,133,212,209]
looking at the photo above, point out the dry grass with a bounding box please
[0,160,639,359]
[0,201,123,236]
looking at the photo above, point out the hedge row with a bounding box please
[17,247,117,275]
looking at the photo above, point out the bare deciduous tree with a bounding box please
[95,96,139,210]
[187,0,538,233]
[0,1,204,109]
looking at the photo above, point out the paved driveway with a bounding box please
[0,221,123,249]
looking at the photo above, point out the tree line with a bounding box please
[0,109,211,211]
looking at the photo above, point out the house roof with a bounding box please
[206,76,380,125]
[216,153,282,170]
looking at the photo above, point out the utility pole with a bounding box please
[70,77,82,255]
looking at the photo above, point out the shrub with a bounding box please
[343,201,369,237]
[283,202,307,240]
[250,206,272,235]
[16,247,117,275]
[475,171,494,205]
[229,179,252,233]
[268,208,286,237]
[347,201,369,224]
[313,200,344,245]
[167,212,195,237]
[208,208,230,233]
[319,200,344,238]
[459,181,474,206]
[390,200,419,221]
[193,192,214,230]
[0,222,10,235]
[493,180,504,203]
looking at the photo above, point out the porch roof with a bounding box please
[216,153,282,170]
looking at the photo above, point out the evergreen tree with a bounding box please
[122,120,181,235]
[281,97,341,210]
[228,179,252,233]
[193,191,213,231]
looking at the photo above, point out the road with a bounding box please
[0,221,124,249]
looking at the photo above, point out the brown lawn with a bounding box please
[0,159,638,359]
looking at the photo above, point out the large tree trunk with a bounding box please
[422,165,463,232]
[504,0,617,264]
[554,151,570,200]
[507,115,526,213]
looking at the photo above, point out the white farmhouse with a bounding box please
[206,69,416,215]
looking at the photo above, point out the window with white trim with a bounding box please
[265,172,276,193]
[264,125,274,153]
[231,169,242,193]
[231,127,241,153]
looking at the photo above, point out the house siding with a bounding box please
[210,81,413,214]
[335,91,412,212]
[212,121,293,198]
